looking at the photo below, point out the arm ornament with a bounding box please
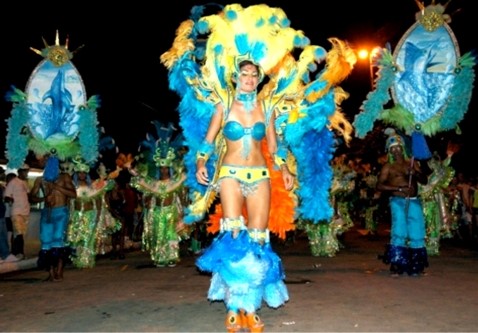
[196,140,214,163]
[273,145,288,169]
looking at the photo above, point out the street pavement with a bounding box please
[1,223,477,332]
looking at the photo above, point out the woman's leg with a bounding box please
[219,178,245,217]
[218,178,247,332]
[238,180,270,332]
[245,180,271,230]
[219,178,245,237]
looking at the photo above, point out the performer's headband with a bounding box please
[153,147,176,167]
[385,134,405,151]
[234,55,264,83]
[72,156,91,173]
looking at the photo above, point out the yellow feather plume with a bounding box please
[160,19,195,69]
[306,38,356,103]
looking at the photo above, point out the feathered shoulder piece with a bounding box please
[5,30,100,169]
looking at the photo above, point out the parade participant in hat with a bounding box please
[353,2,475,266]
[376,128,429,276]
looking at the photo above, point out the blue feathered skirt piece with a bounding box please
[196,230,289,313]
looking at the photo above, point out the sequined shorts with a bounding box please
[214,164,270,196]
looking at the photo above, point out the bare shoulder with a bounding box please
[379,163,391,172]
[58,173,73,184]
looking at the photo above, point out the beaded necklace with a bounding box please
[235,89,257,113]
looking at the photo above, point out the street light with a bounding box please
[368,47,381,89]
[357,46,381,88]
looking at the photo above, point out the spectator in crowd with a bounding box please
[4,164,31,260]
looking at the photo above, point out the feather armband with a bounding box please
[196,140,214,163]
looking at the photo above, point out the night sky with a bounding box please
[0,0,476,174]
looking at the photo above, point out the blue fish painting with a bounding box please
[392,22,458,123]
[26,59,85,141]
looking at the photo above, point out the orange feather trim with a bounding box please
[263,140,296,239]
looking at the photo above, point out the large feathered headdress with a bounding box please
[161,4,355,224]
[136,121,185,178]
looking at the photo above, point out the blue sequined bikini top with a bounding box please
[223,121,266,141]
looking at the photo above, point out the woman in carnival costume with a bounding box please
[66,157,121,268]
[129,122,188,267]
[161,4,356,332]
[419,149,456,256]
[5,31,102,280]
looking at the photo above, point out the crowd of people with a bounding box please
[1,144,477,267]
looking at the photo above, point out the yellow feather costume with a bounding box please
[161,3,356,237]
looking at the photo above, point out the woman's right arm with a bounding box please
[196,104,223,185]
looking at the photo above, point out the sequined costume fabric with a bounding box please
[143,202,180,266]
[66,181,121,268]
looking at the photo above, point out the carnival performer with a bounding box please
[66,158,121,268]
[197,58,294,331]
[161,4,356,332]
[131,147,186,267]
[30,154,77,281]
[376,129,429,276]
[419,149,455,255]
[353,2,476,252]
[298,155,356,257]
[128,122,188,267]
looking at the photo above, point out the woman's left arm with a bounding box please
[266,113,294,191]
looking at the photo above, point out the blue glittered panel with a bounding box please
[392,22,458,123]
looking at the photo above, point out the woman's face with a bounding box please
[237,63,260,92]
[78,171,88,180]
[160,166,170,178]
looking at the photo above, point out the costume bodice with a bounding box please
[223,121,265,141]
